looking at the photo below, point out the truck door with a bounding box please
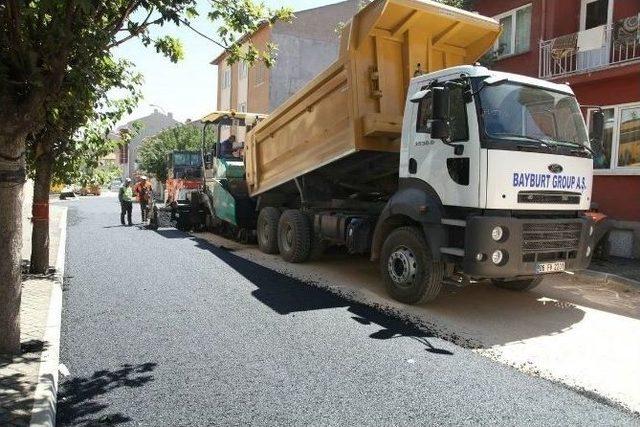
[402,81,481,208]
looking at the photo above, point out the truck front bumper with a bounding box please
[462,215,595,279]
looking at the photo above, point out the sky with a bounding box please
[113,0,346,126]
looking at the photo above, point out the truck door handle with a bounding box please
[409,158,417,174]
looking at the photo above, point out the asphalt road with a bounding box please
[58,196,639,426]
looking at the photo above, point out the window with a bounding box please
[494,4,532,57]
[581,0,610,31]
[588,103,640,172]
[254,62,265,86]
[618,106,640,168]
[222,68,231,89]
[449,86,468,141]
[480,82,588,148]
[416,92,433,134]
[588,108,614,169]
[416,84,468,141]
[239,61,248,79]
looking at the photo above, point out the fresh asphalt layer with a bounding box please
[58,196,639,426]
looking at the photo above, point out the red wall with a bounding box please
[593,176,640,221]
[473,0,542,77]
[614,0,640,21]
[571,68,640,106]
[473,0,640,79]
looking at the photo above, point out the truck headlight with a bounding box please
[589,225,594,236]
[491,226,504,242]
[586,246,591,257]
[492,250,505,265]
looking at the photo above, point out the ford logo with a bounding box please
[548,164,563,174]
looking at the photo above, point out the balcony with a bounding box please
[539,15,640,79]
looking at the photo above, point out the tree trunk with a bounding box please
[30,151,53,274]
[0,134,26,354]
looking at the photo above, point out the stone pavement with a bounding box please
[0,182,66,426]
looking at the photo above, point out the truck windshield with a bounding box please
[478,82,589,149]
[173,153,202,167]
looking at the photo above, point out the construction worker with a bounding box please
[118,178,133,226]
[219,135,236,158]
[134,175,153,223]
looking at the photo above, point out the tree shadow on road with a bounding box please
[57,362,157,426]
[0,340,48,425]
[185,235,454,356]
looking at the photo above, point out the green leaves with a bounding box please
[138,123,215,182]
[207,0,293,66]
[153,36,185,63]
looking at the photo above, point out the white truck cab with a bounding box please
[378,65,598,292]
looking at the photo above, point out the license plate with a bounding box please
[536,261,565,274]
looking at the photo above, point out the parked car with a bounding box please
[78,185,101,196]
[59,186,76,200]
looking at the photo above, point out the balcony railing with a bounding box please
[539,15,640,79]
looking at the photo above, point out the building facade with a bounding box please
[211,0,359,143]
[474,0,640,258]
[116,109,181,179]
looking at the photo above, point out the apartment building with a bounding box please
[116,109,181,179]
[211,0,359,143]
[474,0,640,258]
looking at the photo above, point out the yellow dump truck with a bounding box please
[215,0,601,303]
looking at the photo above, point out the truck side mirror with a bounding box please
[430,87,451,141]
[432,87,450,120]
[591,110,605,150]
[431,119,451,140]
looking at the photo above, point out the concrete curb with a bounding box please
[29,207,68,427]
[574,268,640,289]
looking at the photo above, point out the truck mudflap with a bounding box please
[462,215,595,279]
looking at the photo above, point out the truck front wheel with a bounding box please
[492,277,542,291]
[257,207,281,254]
[381,227,444,304]
[278,209,311,263]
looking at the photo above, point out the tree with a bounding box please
[0,1,292,354]
[26,58,142,274]
[138,123,216,182]
[75,161,123,189]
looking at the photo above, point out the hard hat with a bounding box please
[140,175,147,180]
[125,178,132,183]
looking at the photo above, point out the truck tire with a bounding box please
[380,226,444,304]
[278,209,311,263]
[257,207,281,254]
[492,277,542,292]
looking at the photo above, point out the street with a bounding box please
[56,195,639,425]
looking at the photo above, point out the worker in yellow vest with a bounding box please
[118,178,133,226]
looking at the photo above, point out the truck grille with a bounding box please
[518,191,580,205]
[522,222,581,261]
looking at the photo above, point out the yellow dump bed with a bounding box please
[245,0,499,197]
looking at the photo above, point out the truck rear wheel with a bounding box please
[492,277,542,291]
[278,209,311,263]
[257,207,281,254]
[380,226,444,304]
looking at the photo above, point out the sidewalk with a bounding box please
[585,256,640,287]
[0,182,67,426]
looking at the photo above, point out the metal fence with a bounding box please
[539,16,640,79]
